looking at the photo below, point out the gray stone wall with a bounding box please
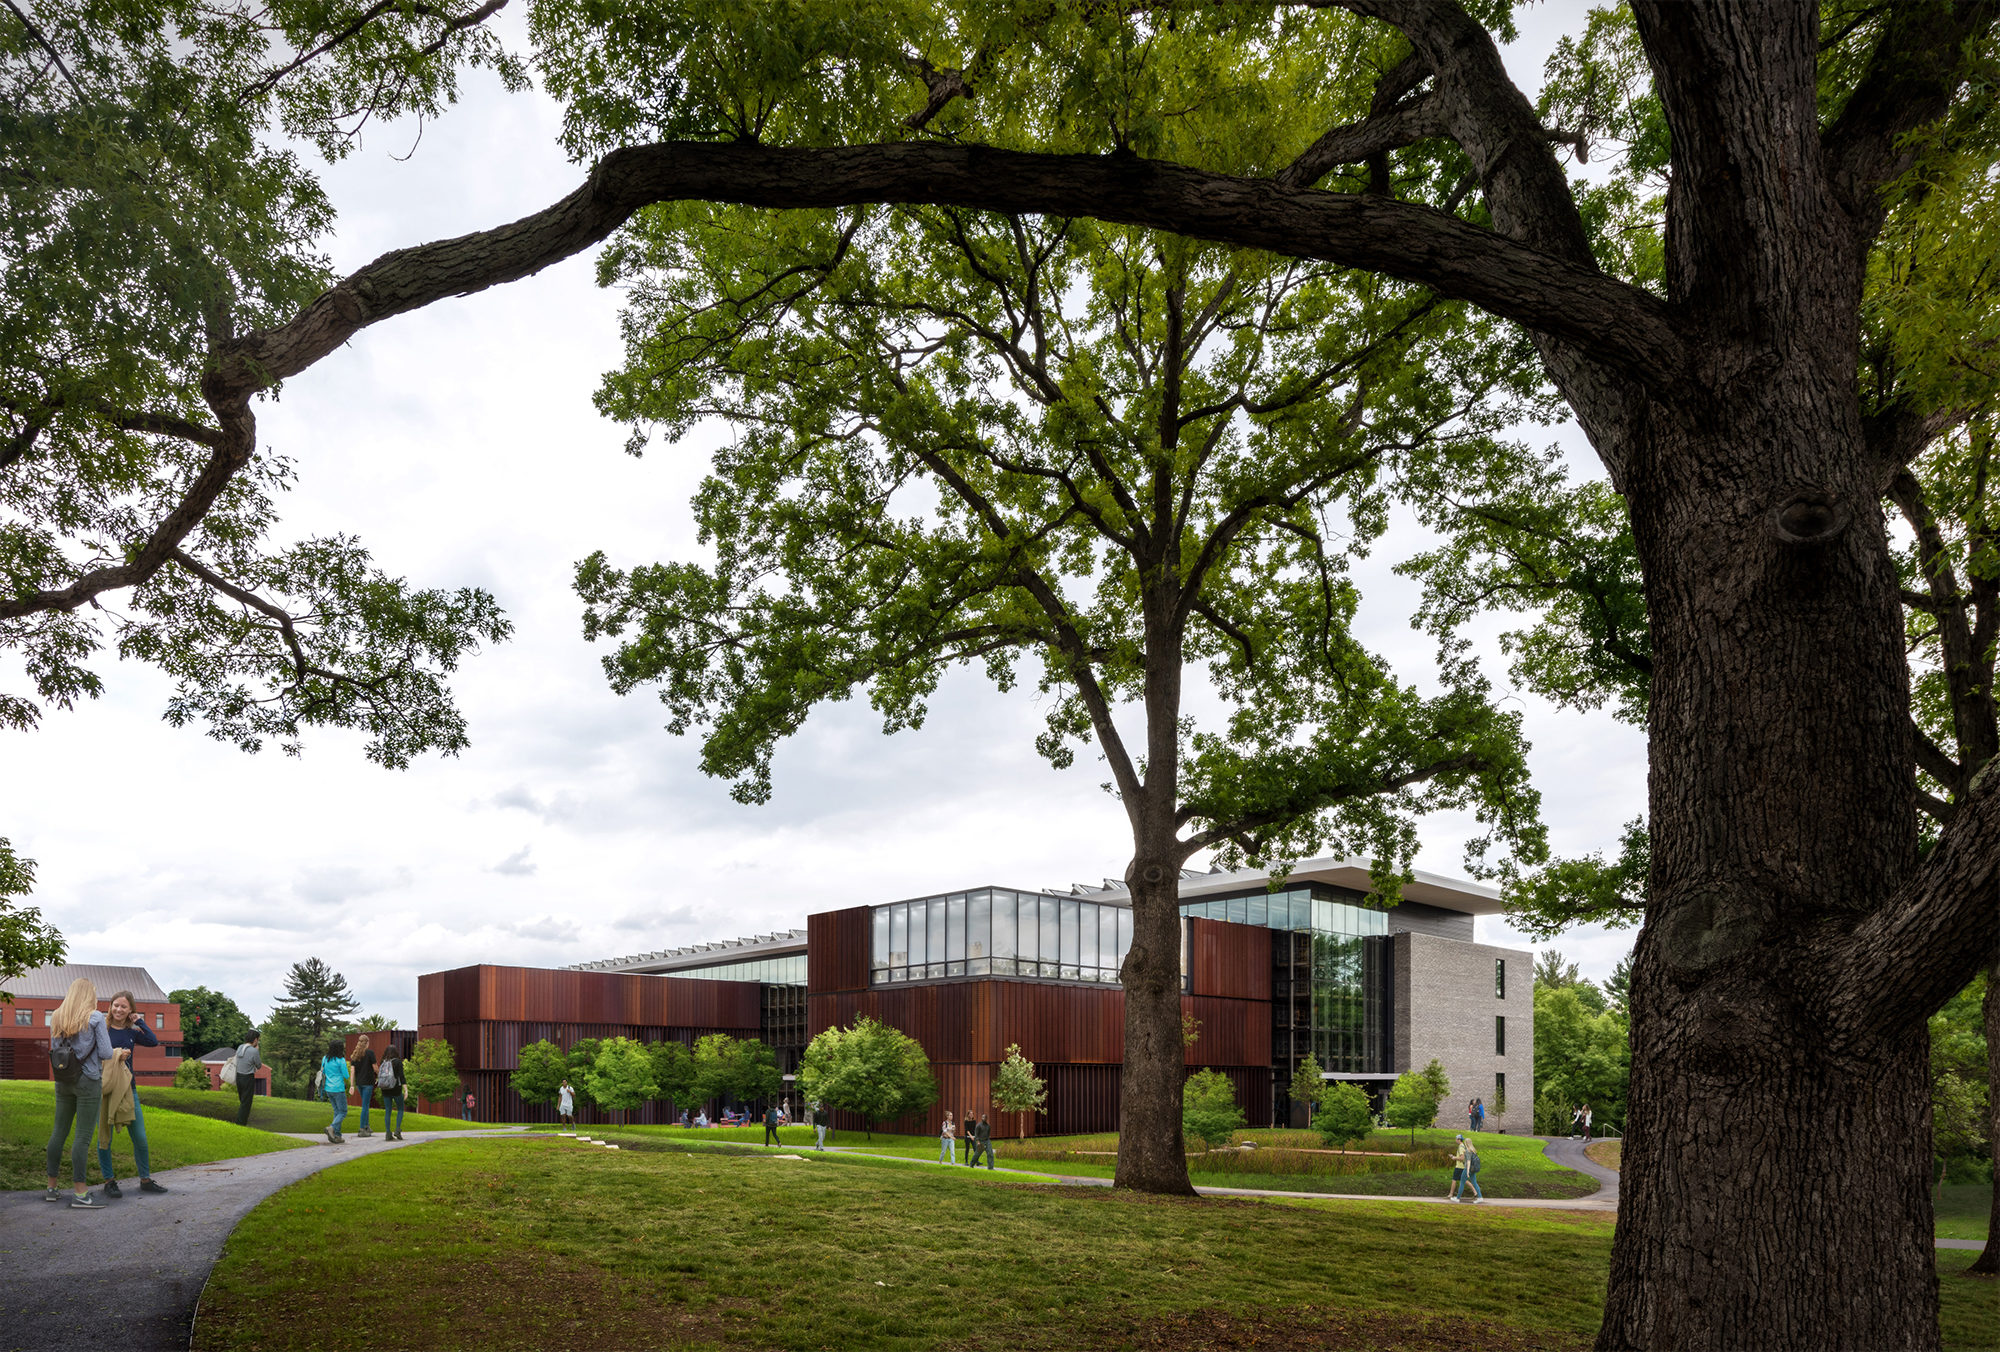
[1383,900,1476,942]
[1392,931,1534,1133]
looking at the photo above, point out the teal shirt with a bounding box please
[321,1055,350,1093]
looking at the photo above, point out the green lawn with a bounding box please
[1936,1185,1993,1242]
[191,1137,1999,1352]
[555,1124,1595,1199]
[136,1084,508,1135]
[0,1079,306,1188]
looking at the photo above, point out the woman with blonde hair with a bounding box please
[43,977,124,1208]
[97,990,167,1196]
[350,1033,378,1138]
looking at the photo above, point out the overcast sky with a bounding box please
[1,3,1644,1028]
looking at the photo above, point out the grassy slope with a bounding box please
[542,1125,1597,1199]
[1,1080,305,1188]
[1935,1185,1993,1241]
[136,1085,506,1135]
[192,1138,1999,1352]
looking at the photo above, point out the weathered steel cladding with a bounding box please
[1188,917,1272,1000]
[807,982,1267,1068]
[807,906,871,993]
[419,964,762,1032]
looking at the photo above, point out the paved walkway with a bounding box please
[0,1129,513,1352]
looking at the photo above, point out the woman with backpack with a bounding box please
[97,990,167,1197]
[43,976,124,1208]
[376,1043,406,1140]
[320,1039,352,1143]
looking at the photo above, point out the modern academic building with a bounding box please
[422,856,1533,1134]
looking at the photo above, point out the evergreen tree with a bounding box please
[272,957,360,1050]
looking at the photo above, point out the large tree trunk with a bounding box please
[1599,364,1940,1348]
[1116,848,1195,1196]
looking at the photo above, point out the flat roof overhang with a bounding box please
[1094,855,1504,918]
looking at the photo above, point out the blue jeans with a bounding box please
[97,1095,152,1180]
[382,1090,404,1133]
[328,1090,349,1136]
[46,1076,102,1185]
[1467,1167,1483,1199]
[358,1085,374,1131]
[939,1136,955,1164]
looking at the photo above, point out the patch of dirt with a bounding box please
[1583,1141,1621,1172]
[1103,1306,1588,1352]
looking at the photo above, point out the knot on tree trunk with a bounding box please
[1769,490,1852,547]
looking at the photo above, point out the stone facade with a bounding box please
[1392,931,1533,1132]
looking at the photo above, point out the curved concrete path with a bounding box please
[0,1128,513,1352]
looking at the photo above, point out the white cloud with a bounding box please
[490,846,538,878]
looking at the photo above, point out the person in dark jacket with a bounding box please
[97,991,167,1196]
[376,1043,407,1140]
[968,1114,993,1169]
[232,1032,263,1126]
[764,1103,783,1147]
[350,1034,378,1138]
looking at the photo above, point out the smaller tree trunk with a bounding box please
[1966,960,2000,1277]
[1116,850,1196,1196]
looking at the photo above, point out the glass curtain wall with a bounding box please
[870,889,1133,985]
[1179,886,1388,1073]
[666,954,808,985]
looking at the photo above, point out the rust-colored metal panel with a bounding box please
[1188,918,1272,1000]
[808,906,873,994]
[414,964,761,1032]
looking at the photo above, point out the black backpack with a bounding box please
[48,1033,86,1085]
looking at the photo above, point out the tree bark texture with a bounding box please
[1968,962,2000,1277]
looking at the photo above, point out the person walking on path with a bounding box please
[44,976,121,1208]
[97,990,167,1197]
[1463,1138,1485,1202]
[1449,1134,1472,1201]
[230,1032,262,1126]
[1569,1105,1584,1139]
[375,1043,406,1141]
[938,1111,957,1164]
[1467,1099,1478,1134]
[1581,1103,1593,1138]
[811,1102,828,1151]
[967,1114,992,1169]
[462,1090,476,1122]
[764,1102,783,1147]
[558,1079,576,1129]
[320,1040,351,1144]
[349,1035,378,1138]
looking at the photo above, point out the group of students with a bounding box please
[938,1110,995,1168]
[41,977,169,1208]
[314,1033,407,1144]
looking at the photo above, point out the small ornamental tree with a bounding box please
[799,1017,937,1139]
[512,1039,570,1113]
[168,985,254,1059]
[586,1036,657,1125]
[1182,1070,1246,1151]
[1385,1070,1442,1147]
[1315,1082,1376,1152]
[1291,1054,1325,1126]
[1420,1058,1452,1110]
[649,1039,698,1117]
[403,1038,461,1113]
[990,1044,1048,1119]
[173,1058,210,1091]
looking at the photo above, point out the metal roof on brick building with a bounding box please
[0,962,173,1003]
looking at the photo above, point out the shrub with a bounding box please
[1385,1070,1441,1144]
[1182,1070,1245,1150]
[173,1058,210,1091]
[1314,1082,1375,1150]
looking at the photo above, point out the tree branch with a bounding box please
[214,141,1686,408]
[239,0,511,106]
[2,0,83,99]
[1835,758,2000,1030]
[1179,751,1483,854]
[1275,94,1449,189]
[1820,0,2000,230]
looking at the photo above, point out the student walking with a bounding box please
[967,1114,993,1169]
[44,977,121,1208]
[231,1032,263,1126]
[1450,1134,1472,1201]
[462,1090,476,1121]
[764,1102,783,1147]
[938,1111,957,1164]
[1582,1103,1593,1138]
[350,1034,378,1138]
[558,1079,576,1128]
[1463,1139,1484,1202]
[320,1039,351,1143]
[97,990,167,1196]
[811,1102,828,1151]
[376,1043,407,1140]
[1569,1105,1585,1139]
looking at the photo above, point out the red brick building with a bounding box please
[0,963,185,1087]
